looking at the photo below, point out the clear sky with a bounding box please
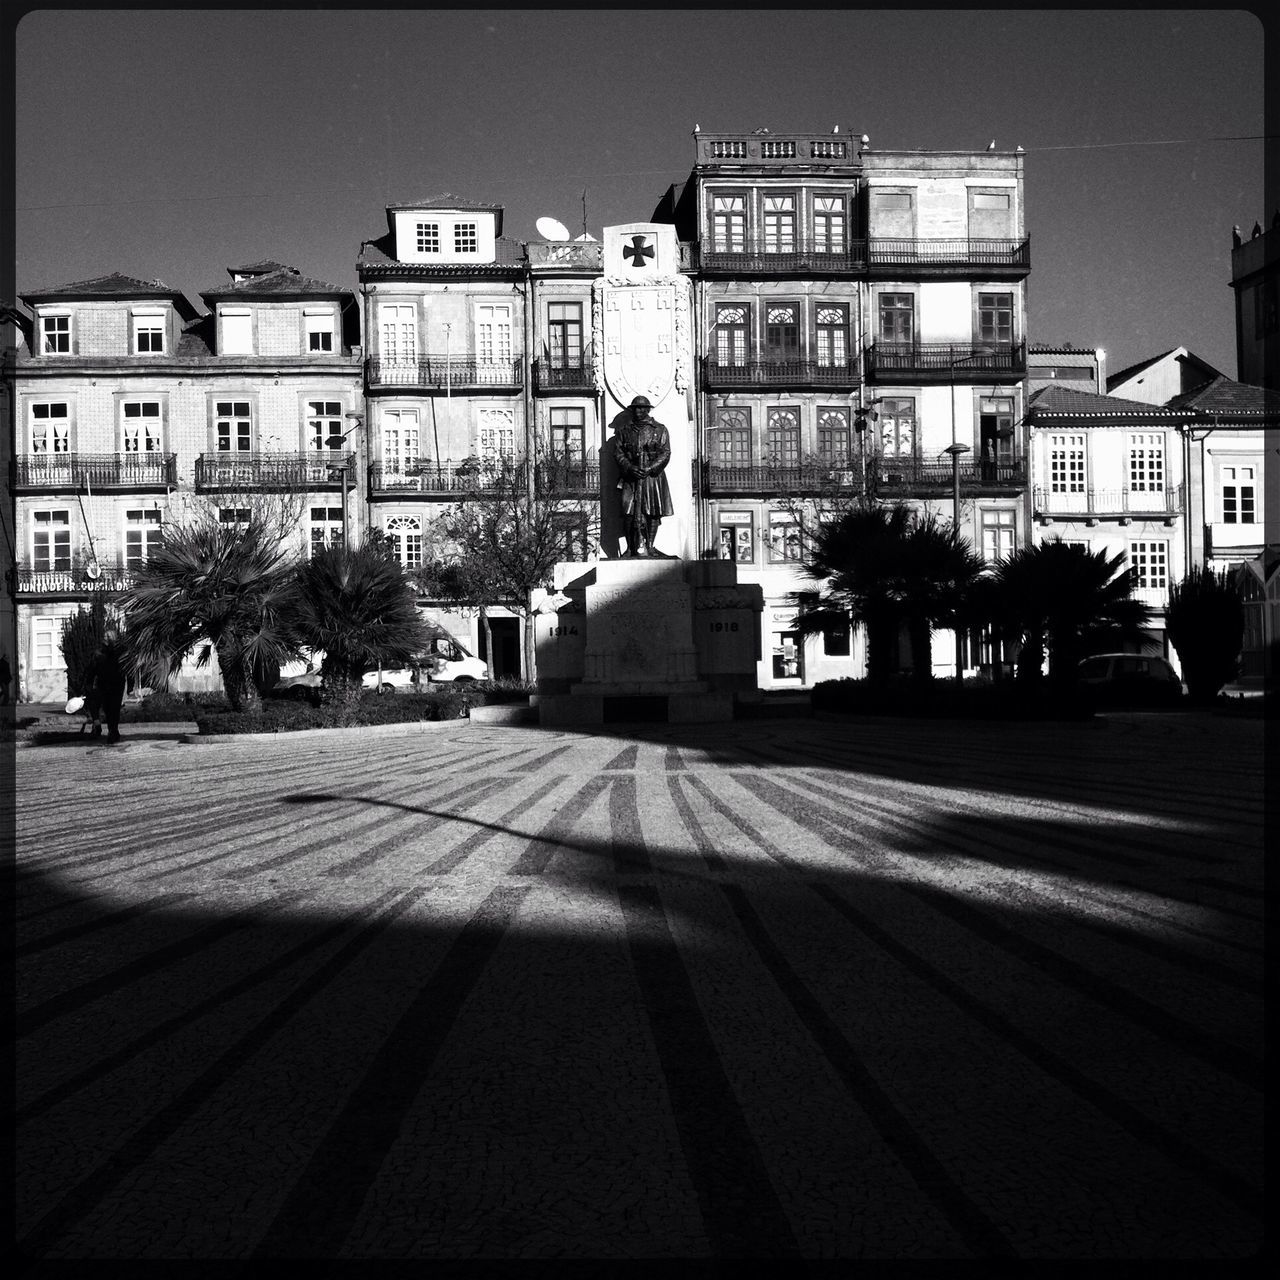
[13,8,1266,380]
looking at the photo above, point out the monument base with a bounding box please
[534,559,763,726]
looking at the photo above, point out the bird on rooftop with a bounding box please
[987,140,996,150]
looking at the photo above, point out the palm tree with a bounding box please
[289,540,433,714]
[121,513,299,712]
[991,540,1152,688]
[1166,567,1243,704]
[795,503,981,684]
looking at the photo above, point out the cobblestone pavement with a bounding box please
[11,712,1265,1260]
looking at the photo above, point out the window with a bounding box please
[823,619,851,657]
[380,304,417,364]
[219,507,250,524]
[310,507,344,555]
[981,509,1016,563]
[715,305,749,366]
[979,397,1015,467]
[30,402,70,454]
[478,407,516,459]
[33,617,66,669]
[768,510,802,562]
[305,311,335,352]
[879,398,916,458]
[817,408,851,464]
[1129,540,1168,590]
[813,195,845,252]
[547,302,583,368]
[308,401,345,452]
[454,223,479,253]
[32,510,72,572]
[815,305,848,366]
[772,632,803,680]
[552,513,589,561]
[1128,434,1165,492]
[717,510,754,563]
[221,309,252,354]
[386,514,423,569]
[763,194,796,253]
[476,304,513,367]
[711,408,751,467]
[1049,434,1086,493]
[215,401,253,452]
[121,402,162,453]
[41,314,70,354]
[549,406,585,459]
[968,189,1013,238]
[766,408,800,466]
[879,293,914,343]
[416,223,440,253]
[1222,466,1257,524]
[132,311,165,354]
[124,509,162,568]
[710,193,747,252]
[870,189,914,237]
[382,410,420,473]
[765,306,799,362]
[977,292,1014,345]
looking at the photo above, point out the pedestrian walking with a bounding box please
[84,631,128,743]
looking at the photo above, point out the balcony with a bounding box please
[194,451,355,491]
[864,341,1026,381]
[536,459,600,496]
[12,453,177,492]
[702,458,865,497]
[365,356,523,392]
[533,360,597,393]
[369,460,525,497]
[527,242,603,271]
[1205,520,1265,559]
[873,457,1027,494]
[1033,484,1184,523]
[866,237,1030,276]
[694,239,867,276]
[13,566,138,596]
[702,357,861,390]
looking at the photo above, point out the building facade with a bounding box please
[1230,215,1279,391]
[10,266,361,702]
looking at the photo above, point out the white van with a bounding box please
[364,635,488,692]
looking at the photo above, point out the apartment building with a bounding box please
[655,133,1030,683]
[1230,214,1279,391]
[10,265,361,702]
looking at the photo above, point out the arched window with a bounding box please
[386,514,423,569]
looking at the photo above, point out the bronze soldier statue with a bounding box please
[614,395,674,558]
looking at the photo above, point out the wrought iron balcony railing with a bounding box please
[875,458,1027,491]
[1033,484,1185,519]
[369,460,525,496]
[535,460,600,495]
[864,341,1026,379]
[366,356,523,390]
[866,238,1029,268]
[701,459,864,496]
[533,360,597,392]
[194,451,355,490]
[693,237,1030,274]
[702,357,861,388]
[14,566,138,594]
[13,452,177,489]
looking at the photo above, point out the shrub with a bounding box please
[468,677,535,706]
[60,597,111,696]
[192,686,472,735]
[810,677,1094,721]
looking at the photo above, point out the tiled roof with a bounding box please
[1028,385,1178,417]
[200,268,353,299]
[386,194,503,212]
[1165,375,1280,415]
[21,272,185,300]
[1027,344,1100,356]
[176,314,216,357]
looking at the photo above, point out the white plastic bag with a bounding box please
[65,696,85,715]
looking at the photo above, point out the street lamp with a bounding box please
[328,411,364,547]
[853,397,883,501]
[943,442,970,684]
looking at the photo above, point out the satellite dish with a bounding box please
[535,216,571,242]
[573,232,598,242]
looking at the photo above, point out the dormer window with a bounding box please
[132,309,165,354]
[454,223,479,253]
[221,308,253,355]
[41,314,70,354]
[305,309,335,352]
[416,223,441,253]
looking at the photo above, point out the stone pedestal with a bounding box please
[534,559,763,726]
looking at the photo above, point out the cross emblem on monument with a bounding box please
[622,235,654,268]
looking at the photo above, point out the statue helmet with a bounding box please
[629,395,651,408]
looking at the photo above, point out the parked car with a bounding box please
[363,636,489,693]
[1076,653,1184,706]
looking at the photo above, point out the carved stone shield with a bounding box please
[602,284,676,407]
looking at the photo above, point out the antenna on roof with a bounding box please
[582,187,588,241]
[535,216,571,242]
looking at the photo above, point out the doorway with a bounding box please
[486,617,522,680]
